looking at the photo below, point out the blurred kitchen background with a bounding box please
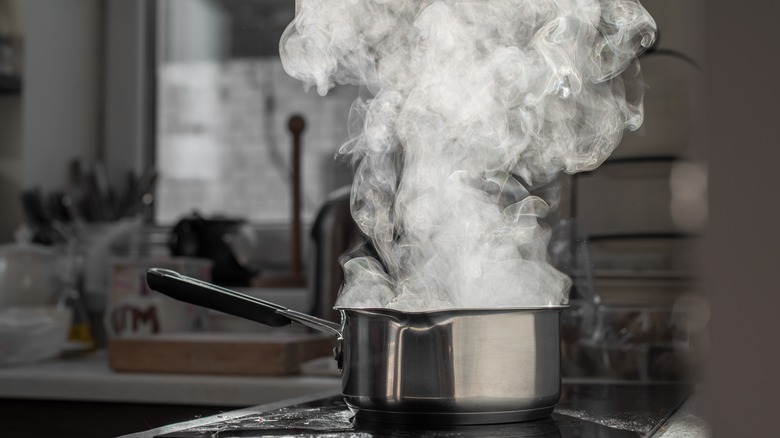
[0,0,707,436]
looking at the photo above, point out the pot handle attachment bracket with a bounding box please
[274,307,342,338]
[333,338,344,371]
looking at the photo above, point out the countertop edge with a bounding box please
[0,352,341,407]
[117,389,343,438]
[652,393,710,438]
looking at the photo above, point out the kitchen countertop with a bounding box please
[652,392,709,437]
[0,351,341,407]
[120,381,707,438]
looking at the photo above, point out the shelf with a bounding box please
[0,74,21,95]
[570,268,695,281]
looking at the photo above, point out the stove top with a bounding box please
[150,382,689,438]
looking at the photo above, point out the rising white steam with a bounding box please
[281,0,655,310]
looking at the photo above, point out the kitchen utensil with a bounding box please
[20,189,51,227]
[93,161,116,220]
[47,191,73,223]
[146,268,564,425]
[123,167,157,218]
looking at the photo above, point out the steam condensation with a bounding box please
[280,0,656,310]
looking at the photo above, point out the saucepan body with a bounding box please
[337,307,563,424]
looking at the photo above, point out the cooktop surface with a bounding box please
[150,382,689,438]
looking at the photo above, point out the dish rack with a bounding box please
[556,156,709,381]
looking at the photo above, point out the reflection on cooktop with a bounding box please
[157,383,689,438]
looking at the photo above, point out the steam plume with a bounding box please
[281,0,655,310]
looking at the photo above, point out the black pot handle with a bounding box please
[146,268,342,337]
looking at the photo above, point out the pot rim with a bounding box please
[334,304,569,316]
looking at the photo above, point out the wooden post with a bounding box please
[251,115,307,288]
[289,115,305,281]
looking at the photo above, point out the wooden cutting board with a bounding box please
[108,332,336,376]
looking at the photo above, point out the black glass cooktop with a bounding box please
[149,382,689,438]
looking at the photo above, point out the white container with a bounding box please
[0,306,72,366]
[0,244,59,307]
[104,257,212,338]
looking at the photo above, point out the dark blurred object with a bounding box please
[309,186,357,322]
[0,74,22,96]
[169,213,258,286]
[0,31,20,95]
[20,188,67,245]
[556,229,707,381]
[0,70,19,94]
[86,161,115,221]
[116,167,158,218]
[21,188,51,226]
[47,191,74,223]
[555,154,707,381]
[562,301,707,381]
[0,33,15,76]
[67,159,105,222]
[65,159,157,222]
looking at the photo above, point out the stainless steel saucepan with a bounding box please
[146,268,565,425]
